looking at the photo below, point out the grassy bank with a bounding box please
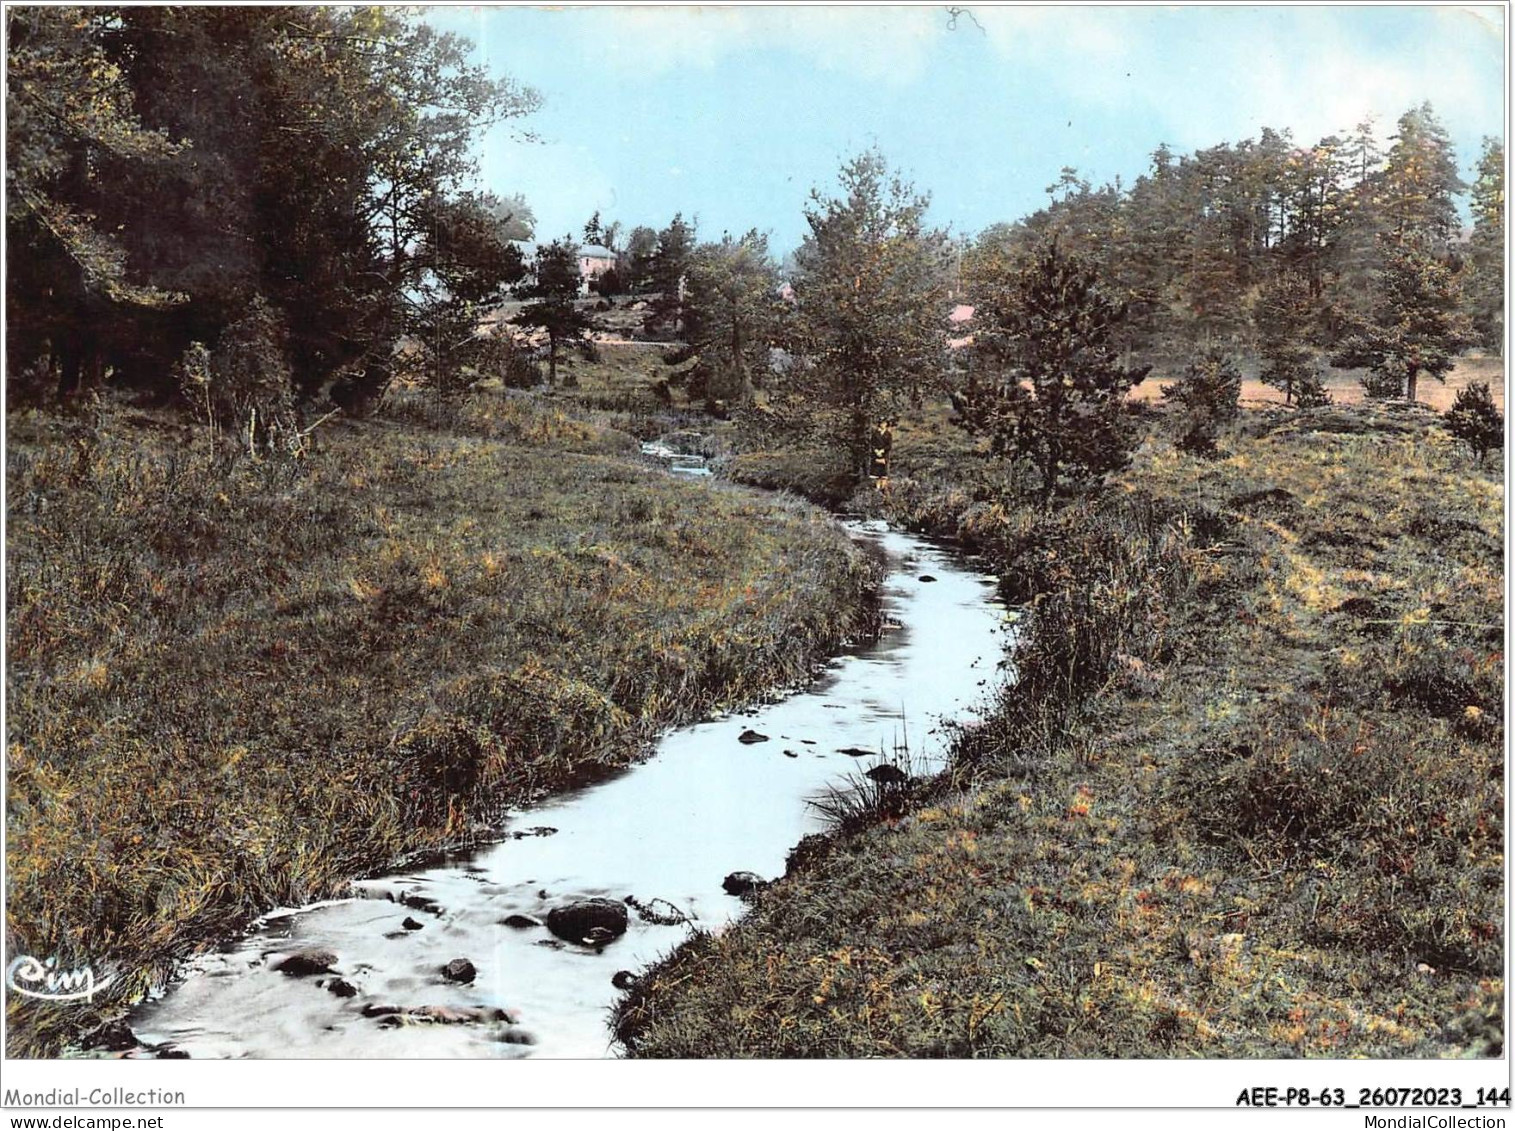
[5,394,880,1056]
[615,401,1503,1057]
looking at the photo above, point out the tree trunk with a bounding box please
[850,406,871,482]
[55,339,83,402]
[1040,441,1059,511]
[1407,367,1419,403]
[548,337,558,387]
[731,318,749,402]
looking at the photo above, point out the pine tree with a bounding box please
[1281,135,1350,299]
[953,241,1149,504]
[1380,102,1464,251]
[1162,347,1242,457]
[643,213,697,335]
[1255,270,1327,405]
[513,238,593,387]
[1444,382,1503,464]
[1331,242,1474,402]
[1465,137,1504,352]
[1344,116,1384,187]
[1327,117,1391,328]
[622,225,659,293]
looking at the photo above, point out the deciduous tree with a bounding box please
[784,150,951,478]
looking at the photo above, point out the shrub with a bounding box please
[1292,367,1332,408]
[1444,382,1503,464]
[1162,348,1241,457]
[176,296,296,452]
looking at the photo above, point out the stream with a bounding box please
[125,451,1011,1059]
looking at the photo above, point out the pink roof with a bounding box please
[949,303,975,324]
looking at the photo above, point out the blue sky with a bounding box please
[422,4,1506,254]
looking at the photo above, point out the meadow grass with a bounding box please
[615,399,1504,1058]
[5,393,880,1056]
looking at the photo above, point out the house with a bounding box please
[948,303,975,350]
[577,244,618,292]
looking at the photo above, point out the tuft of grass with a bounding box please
[808,740,928,835]
[5,399,881,1056]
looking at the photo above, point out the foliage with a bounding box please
[6,7,540,406]
[674,230,783,406]
[964,101,1485,367]
[583,209,623,254]
[1464,137,1504,352]
[954,242,1149,502]
[622,225,660,293]
[1331,243,1475,402]
[1255,270,1328,406]
[782,149,952,479]
[5,6,185,394]
[592,266,624,298]
[184,297,298,449]
[1162,348,1242,457]
[402,192,529,398]
[643,213,698,335]
[513,238,594,387]
[1378,102,1465,252]
[1443,382,1503,464]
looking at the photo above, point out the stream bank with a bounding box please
[122,518,1010,1057]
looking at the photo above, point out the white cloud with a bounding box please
[598,6,947,84]
[977,5,1503,154]
[975,6,1133,65]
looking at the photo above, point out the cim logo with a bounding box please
[5,954,115,1002]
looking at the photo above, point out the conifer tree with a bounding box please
[1465,137,1504,351]
[1380,102,1464,251]
[954,242,1148,504]
[1331,242,1474,402]
[1444,382,1503,464]
[1162,347,1242,456]
[1255,270,1327,405]
[643,213,697,335]
[514,238,593,387]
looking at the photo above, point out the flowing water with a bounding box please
[126,475,1010,1059]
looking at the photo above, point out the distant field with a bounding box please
[1132,354,1505,413]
